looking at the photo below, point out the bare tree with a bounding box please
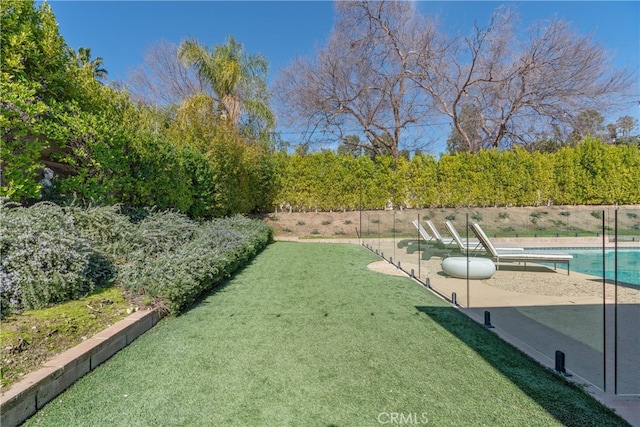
[125,39,209,106]
[410,6,636,151]
[274,1,439,160]
[445,104,483,153]
[617,115,637,138]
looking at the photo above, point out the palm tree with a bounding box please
[72,47,108,80]
[177,36,273,131]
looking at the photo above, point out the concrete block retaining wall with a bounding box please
[1,309,163,427]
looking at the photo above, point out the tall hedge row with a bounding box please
[272,139,640,211]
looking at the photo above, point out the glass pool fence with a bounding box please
[360,206,639,395]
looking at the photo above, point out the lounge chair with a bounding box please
[411,220,436,245]
[470,222,572,274]
[445,221,524,254]
[424,220,457,248]
[410,220,458,259]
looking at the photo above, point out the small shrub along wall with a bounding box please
[0,203,273,317]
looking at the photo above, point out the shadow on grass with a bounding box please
[415,305,630,426]
[175,247,267,316]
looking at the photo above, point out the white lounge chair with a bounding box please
[424,220,457,248]
[470,222,572,274]
[411,220,436,244]
[445,221,523,253]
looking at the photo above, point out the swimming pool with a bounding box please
[539,248,640,286]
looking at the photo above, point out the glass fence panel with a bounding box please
[362,211,381,255]
[359,206,637,396]
[614,207,640,395]
[391,211,411,278]
[364,208,640,393]
[458,207,606,391]
[391,211,422,280]
[420,213,469,304]
[376,211,396,263]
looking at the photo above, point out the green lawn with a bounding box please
[24,242,627,426]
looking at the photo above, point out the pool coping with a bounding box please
[0,308,164,427]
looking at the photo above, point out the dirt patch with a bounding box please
[262,205,640,240]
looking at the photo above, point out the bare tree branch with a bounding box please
[411,6,636,151]
[276,3,636,154]
[125,39,209,106]
[274,0,439,159]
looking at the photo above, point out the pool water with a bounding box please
[540,248,640,286]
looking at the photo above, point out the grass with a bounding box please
[1,287,133,388]
[23,243,627,426]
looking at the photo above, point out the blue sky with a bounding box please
[46,1,639,153]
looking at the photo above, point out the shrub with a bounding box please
[321,220,332,225]
[590,211,603,220]
[530,211,546,224]
[65,205,136,258]
[117,215,272,314]
[471,212,483,221]
[560,211,571,217]
[0,202,114,316]
[627,212,638,219]
[445,214,456,221]
[498,212,509,219]
[126,210,200,258]
[0,201,272,317]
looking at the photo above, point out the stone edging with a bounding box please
[0,308,164,427]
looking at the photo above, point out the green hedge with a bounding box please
[0,203,273,317]
[272,139,640,210]
[117,214,273,314]
[1,0,276,218]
